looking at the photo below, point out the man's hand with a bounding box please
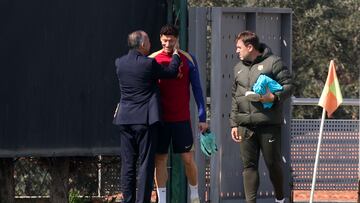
[198,122,208,133]
[259,87,275,103]
[172,39,180,56]
[231,127,242,142]
[173,48,179,56]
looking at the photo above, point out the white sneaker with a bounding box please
[245,91,261,101]
[275,198,285,203]
[191,197,200,203]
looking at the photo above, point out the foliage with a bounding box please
[68,157,99,197]
[14,158,50,196]
[188,0,359,119]
[68,189,86,203]
[14,157,101,198]
[289,0,359,118]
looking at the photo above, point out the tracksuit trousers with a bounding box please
[239,124,284,203]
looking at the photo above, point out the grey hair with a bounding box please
[128,30,146,49]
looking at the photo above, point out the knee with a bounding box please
[183,158,195,167]
[181,154,195,167]
[242,161,258,171]
[242,166,257,175]
[266,159,282,171]
[155,154,168,167]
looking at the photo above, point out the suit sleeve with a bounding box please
[152,54,181,78]
[189,55,207,122]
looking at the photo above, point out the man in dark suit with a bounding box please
[113,30,180,203]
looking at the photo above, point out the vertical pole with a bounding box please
[188,7,208,203]
[97,155,102,197]
[166,1,188,202]
[310,109,326,203]
[176,1,188,202]
[179,0,188,50]
[166,0,174,201]
[167,0,173,23]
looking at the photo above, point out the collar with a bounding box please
[128,49,144,56]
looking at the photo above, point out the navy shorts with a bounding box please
[156,120,194,154]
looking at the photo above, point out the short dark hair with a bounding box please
[128,30,147,49]
[160,24,179,37]
[236,31,260,50]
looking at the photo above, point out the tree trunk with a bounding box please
[48,157,70,203]
[0,158,15,203]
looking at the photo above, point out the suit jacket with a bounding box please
[113,49,180,125]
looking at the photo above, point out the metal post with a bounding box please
[310,109,326,203]
[97,155,102,197]
[167,0,173,23]
[188,7,208,203]
[167,1,188,202]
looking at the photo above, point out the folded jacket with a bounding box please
[252,74,283,108]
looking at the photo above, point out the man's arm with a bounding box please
[188,55,208,132]
[271,58,294,103]
[230,68,239,127]
[230,69,241,142]
[152,51,181,78]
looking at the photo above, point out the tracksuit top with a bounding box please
[149,50,206,123]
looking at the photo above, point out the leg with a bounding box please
[239,128,260,203]
[155,153,169,188]
[259,125,284,200]
[154,122,172,203]
[154,154,168,203]
[181,152,198,186]
[172,121,197,185]
[172,121,199,202]
[181,151,200,203]
[119,125,138,203]
[136,124,158,203]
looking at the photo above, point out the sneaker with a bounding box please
[245,91,261,101]
[275,198,285,203]
[191,197,200,203]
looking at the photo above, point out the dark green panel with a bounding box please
[0,0,168,157]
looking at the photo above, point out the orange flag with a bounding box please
[318,60,343,117]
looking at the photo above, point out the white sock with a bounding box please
[189,184,199,200]
[157,187,166,203]
[275,198,285,203]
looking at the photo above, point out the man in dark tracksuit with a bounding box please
[230,31,294,203]
[113,30,180,203]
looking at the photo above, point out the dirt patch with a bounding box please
[293,190,358,202]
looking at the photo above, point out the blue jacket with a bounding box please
[252,74,283,109]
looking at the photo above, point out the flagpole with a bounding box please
[310,108,326,203]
